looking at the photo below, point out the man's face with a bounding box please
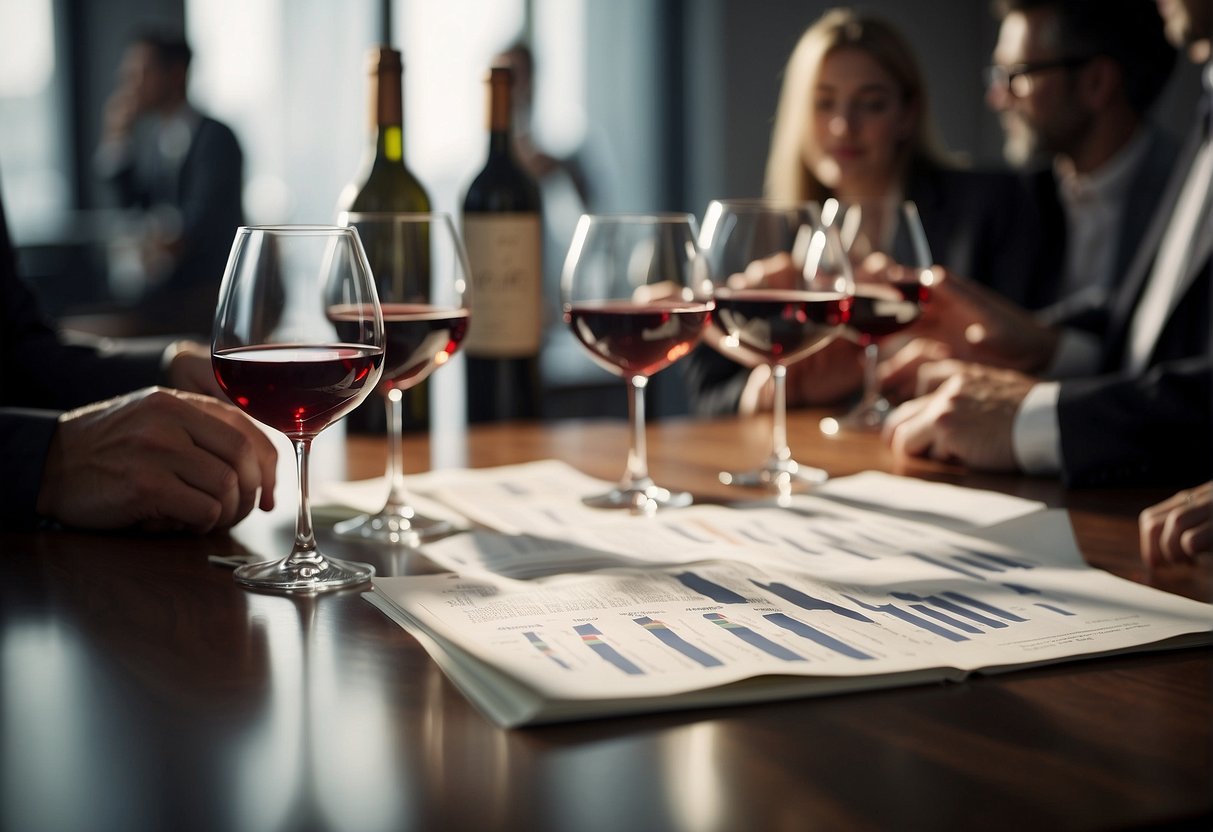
[987,9,1092,167]
[119,43,171,113]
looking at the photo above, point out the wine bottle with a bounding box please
[339,46,432,433]
[462,65,543,422]
[340,47,431,214]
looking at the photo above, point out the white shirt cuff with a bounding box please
[1045,328,1101,379]
[1012,381,1062,475]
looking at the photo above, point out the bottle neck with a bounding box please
[484,67,513,160]
[488,128,511,158]
[368,48,405,162]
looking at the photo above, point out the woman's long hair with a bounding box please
[764,8,955,202]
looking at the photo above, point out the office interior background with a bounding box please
[0,0,1202,419]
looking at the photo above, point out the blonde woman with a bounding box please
[687,9,1049,416]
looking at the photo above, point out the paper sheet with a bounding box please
[358,460,1213,726]
[371,538,1213,725]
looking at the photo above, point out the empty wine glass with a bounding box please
[212,226,385,592]
[561,213,712,513]
[333,212,471,546]
[699,198,853,491]
[826,199,932,433]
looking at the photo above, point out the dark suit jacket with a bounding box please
[0,195,167,525]
[1032,127,1181,326]
[102,113,244,339]
[1056,103,1212,488]
[685,159,1051,416]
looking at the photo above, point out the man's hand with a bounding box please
[739,339,864,414]
[36,387,277,533]
[882,364,1036,472]
[100,86,139,145]
[878,338,955,403]
[164,340,224,398]
[904,267,1059,373]
[1139,482,1212,568]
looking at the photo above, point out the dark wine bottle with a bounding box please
[339,46,432,433]
[461,65,543,423]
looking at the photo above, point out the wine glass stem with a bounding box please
[771,363,791,463]
[624,375,651,488]
[292,437,318,559]
[862,343,880,403]
[383,387,410,513]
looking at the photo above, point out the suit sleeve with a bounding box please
[2,192,170,527]
[0,410,59,527]
[2,263,167,411]
[1057,355,1212,487]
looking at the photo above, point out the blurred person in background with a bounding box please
[987,0,1178,322]
[685,8,1050,417]
[94,27,244,339]
[879,0,1211,488]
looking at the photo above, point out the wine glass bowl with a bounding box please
[212,225,384,592]
[562,214,711,513]
[827,199,932,433]
[333,212,471,546]
[699,198,853,492]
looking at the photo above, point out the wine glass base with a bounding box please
[719,459,828,490]
[583,484,693,514]
[822,397,892,435]
[234,553,375,594]
[334,510,452,547]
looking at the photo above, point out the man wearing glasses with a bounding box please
[882,0,1211,489]
[987,0,1178,320]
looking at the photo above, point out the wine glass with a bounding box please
[825,199,932,433]
[212,226,385,592]
[699,198,853,490]
[561,213,712,513]
[333,212,471,546]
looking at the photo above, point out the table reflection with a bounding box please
[230,592,411,832]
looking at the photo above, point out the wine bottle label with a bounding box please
[463,214,542,357]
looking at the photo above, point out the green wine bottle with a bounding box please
[340,46,432,433]
[462,66,543,423]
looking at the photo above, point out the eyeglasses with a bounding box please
[984,56,1093,98]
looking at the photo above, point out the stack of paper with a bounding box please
[362,462,1213,727]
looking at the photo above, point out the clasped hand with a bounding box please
[876,268,1060,471]
[36,344,277,533]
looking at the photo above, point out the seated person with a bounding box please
[686,8,1050,417]
[1,183,275,532]
[988,0,1179,322]
[879,0,1209,489]
[94,28,244,339]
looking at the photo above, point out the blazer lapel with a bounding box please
[1103,115,1210,369]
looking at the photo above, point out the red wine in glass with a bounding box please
[565,300,712,377]
[213,344,384,437]
[711,288,850,364]
[561,212,708,512]
[847,282,928,345]
[330,302,470,391]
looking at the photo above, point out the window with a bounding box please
[0,0,69,243]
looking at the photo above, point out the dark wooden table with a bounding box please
[3,411,1210,831]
